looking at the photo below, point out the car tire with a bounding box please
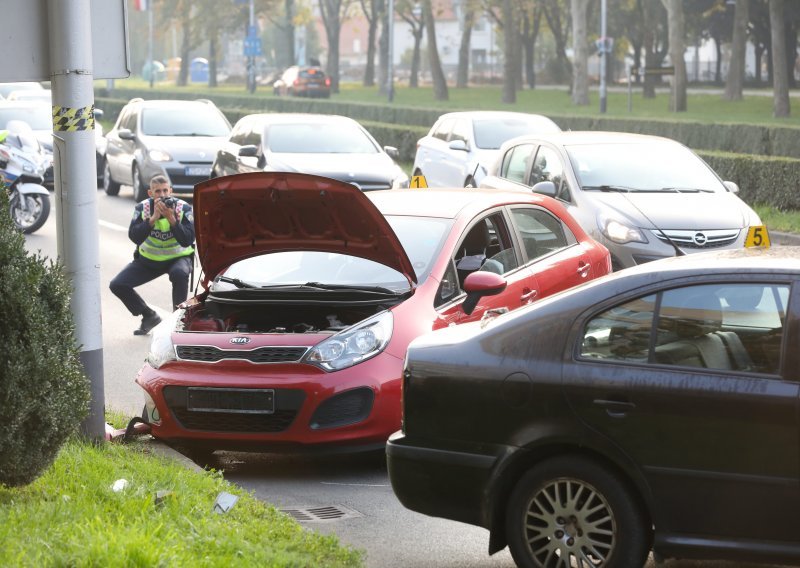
[505,455,650,568]
[103,159,121,196]
[132,165,148,202]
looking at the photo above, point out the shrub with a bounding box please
[0,191,89,487]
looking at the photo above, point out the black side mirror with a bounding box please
[238,145,259,158]
[461,271,507,315]
[94,108,105,121]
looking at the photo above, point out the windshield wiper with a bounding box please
[302,282,399,294]
[582,184,636,192]
[658,187,714,193]
[216,275,258,289]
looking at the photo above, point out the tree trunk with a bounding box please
[423,0,449,100]
[501,0,516,103]
[661,0,687,112]
[522,9,542,89]
[410,22,424,88]
[285,0,296,66]
[642,0,659,97]
[208,35,218,88]
[754,43,765,84]
[363,0,380,87]
[177,9,191,87]
[456,9,475,88]
[319,0,343,93]
[770,0,791,117]
[724,0,748,100]
[378,7,388,94]
[571,0,590,105]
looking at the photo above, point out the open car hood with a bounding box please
[193,172,417,288]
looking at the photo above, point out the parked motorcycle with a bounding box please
[1,120,51,234]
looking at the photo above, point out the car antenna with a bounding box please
[604,186,685,257]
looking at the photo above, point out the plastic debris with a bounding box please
[213,492,238,514]
[110,479,129,492]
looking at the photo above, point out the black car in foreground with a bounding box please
[388,246,799,567]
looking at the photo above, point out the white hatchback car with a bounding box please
[412,111,560,188]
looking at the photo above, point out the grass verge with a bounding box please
[0,415,363,567]
[755,204,800,234]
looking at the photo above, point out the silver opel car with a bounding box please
[480,131,766,270]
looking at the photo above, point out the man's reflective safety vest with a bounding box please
[137,199,194,262]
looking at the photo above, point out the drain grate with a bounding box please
[280,504,363,523]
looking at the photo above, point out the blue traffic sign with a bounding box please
[244,37,262,57]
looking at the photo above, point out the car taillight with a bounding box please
[325,77,331,87]
[293,78,300,86]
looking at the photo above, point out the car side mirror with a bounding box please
[723,180,739,194]
[94,108,104,121]
[531,180,556,197]
[383,146,399,160]
[238,145,259,158]
[448,139,468,152]
[461,271,507,315]
[118,128,135,141]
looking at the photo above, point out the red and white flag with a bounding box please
[134,0,148,11]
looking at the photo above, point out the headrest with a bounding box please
[461,222,489,255]
[664,289,723,338]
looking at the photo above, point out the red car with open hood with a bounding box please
[136,172,610,456]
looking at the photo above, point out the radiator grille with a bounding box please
[176,345,308,363]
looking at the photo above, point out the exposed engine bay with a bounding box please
[181,292,397,334]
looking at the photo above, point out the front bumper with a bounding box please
[136,352,404,451]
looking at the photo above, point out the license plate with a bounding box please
[187,387,275,414]
[185,166,211,177]
[744,225,771,248]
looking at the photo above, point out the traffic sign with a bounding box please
[244,37,262,57]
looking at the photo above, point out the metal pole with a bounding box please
[148,1,154,88]
[387,0,395,102]
[47,0,105,440]
[599,0,607,113]
[248,0,256,93]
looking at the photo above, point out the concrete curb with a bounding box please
[771,231,800,247]
[140,437,204,473]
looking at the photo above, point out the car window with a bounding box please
[450,119,470,144]
[501,144,535,184]
[244,123,263,147]
[120,108,137,132]
[432,118,455,141]
[455,212,518,287]
[580,283,789,375]
[510,207,576,262]
[0,105,52,130]
[435,260,460,308]
[266,123,378,154]
[529,146,569,200]
[473,116,560,150]
[298,68,325,79]
[141,106,230,137]
[229,119,251,145]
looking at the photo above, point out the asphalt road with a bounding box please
[23,185,796,568]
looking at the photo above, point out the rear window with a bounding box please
[266,122,379,154]
[141,106,231,137]
[298,68,326,79]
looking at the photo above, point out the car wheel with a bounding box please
[505,455,650,568]
[103,159,121,196]
[132,165,148,202]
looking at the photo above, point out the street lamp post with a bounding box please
[599,0,607,113]
[248,0,256,93]
[387,0,395,102]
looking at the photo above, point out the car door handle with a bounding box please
[577,261,591,278]
[521,288,538,302]
[593,399,636,418]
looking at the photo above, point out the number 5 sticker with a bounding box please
[745,225,771,248]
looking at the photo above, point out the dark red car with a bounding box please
[272,66,331,98]
[135,172,610,456]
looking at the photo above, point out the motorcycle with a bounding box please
[1,120,51,234]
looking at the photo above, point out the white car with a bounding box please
[480,131,766,270]
[412,111,560,188]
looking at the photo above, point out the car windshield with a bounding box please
[566,142,724,193]
[0,106,51,130]
[266,123,379,154]
[141,107,230,137]
[473,116,560,149]
[212,215,452,293]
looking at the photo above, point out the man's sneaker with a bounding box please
[134,312,162,336]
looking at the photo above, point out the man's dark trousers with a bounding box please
[110,255,192,315]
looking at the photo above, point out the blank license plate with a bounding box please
[185,166,211,177]
[187,387,275,414]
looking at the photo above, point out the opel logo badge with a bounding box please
[230,337,250,345]
[693,232,708,246]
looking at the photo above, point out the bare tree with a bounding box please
[319,0,353,93]
[423,0,449,100]
[541,0,572,86]
[360,0,383,86]
[398,0,425,87]
[457,4,477,88]
[571,0,590,105]
[502,0,517,102]
[770,0,791,117]
[724,0,748,101]
[660,0,687,111]
[521,6,543,88]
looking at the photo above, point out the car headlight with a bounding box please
[598,213,647,244]
[148,149,172,162]
[304,310,393,371]
[145,311,180,369]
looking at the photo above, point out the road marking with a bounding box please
[99,219,127,232]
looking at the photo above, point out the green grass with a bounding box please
[0,418,363,567]
[755,204,800,234]
[106,77,800,127]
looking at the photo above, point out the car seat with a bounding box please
[456,222,490,286]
